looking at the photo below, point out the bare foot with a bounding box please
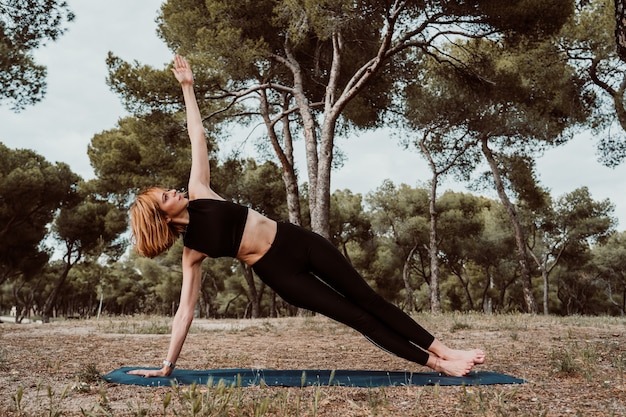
[426,340,486,372]
[429,356,475,376]
[444,348,485,365]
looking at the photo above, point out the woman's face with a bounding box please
[152,188,188,223]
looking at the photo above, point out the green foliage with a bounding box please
[158,0,387,105]
[5,1,626,319]
[53,190,127,258]
[36,185,128,321]
[214,158,288,220]
[329,189,371,251]
[408,36,591,149]
[591,230,626,315]
[0,143,80,232]
[558,0,626,167]
[0,0,75,111]
[88,114,195,195]
[0,143,80,318]
[103,0,590,244]
[366,182,429,301]
[521,186,616,314]
[469,0,574,36]
[147,0,578,142]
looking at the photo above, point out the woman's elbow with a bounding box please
[175,305,195,324]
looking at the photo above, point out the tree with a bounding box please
[102,258,145,315]
[473,36,594,313]
[466,203,521,312]
[593,230,626,314]
[435,192,487,311]
[617,0,626,60]
[403,52,484,312]
[560,0,626,166]
[404,32,591,313]
[329,189,372,263]
[88,114,198,197]
[525,187,615,314]
[0,143,79,319]
[108,0,574,239]
[41,183,127,322]
[0,0,74,111]
[367,181,430,311]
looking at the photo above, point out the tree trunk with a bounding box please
[281,30,388,237]
[482,269,494,314]
[615,0,626,62]
[283,43,321,231]
[418,131,474,313]
[451,265,475,311]
[269,290,277,318]
[313,120,336,238]
[588,59,626,132]
[96,286,103,320]
[527,250,551,315]
[42,262,73,323]
[223,294,241,317]
[541,268,549,315]
[622,284,625,315]
[480,137,538,313]
[426,175,442,313]
[402,245,418,312]
[260,90,303,226]
[280,108,302,226]
[240,262,260,318]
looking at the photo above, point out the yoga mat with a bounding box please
[102,367,525,387]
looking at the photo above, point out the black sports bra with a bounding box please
[183,199,249,258]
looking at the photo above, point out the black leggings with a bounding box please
[252,222,434,366]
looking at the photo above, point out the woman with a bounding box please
[128,55,485,378]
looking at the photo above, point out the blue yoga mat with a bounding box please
[102,367,525,387]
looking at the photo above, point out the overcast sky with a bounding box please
[2,0,626,229]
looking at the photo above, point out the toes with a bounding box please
[473,349,486,364]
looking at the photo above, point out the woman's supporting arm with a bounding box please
[128,247,205,377]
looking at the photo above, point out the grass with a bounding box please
[95,315,284,336]
[2,313,625,416]
[75,363,102,385]
[70,381,389,417]
[0,348,9,372]
[96,317,172,334]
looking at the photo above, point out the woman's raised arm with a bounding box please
[171,55,217,200]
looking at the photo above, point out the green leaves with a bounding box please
[0,0,75,111]
[88,114,194,194]
[0,144,80,272]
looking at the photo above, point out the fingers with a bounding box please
[127,369,162,378]
[173,54,189,70]
[127,369,145,376]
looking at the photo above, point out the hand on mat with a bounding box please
[127,368,170,378]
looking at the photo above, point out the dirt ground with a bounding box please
[0,313,625,416]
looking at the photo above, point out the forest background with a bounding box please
[2,0,626,323]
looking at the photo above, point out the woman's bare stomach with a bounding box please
[236,209,277,265]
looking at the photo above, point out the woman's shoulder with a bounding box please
[188,185,224,201]
[188,198,227,208]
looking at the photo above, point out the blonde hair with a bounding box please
[129,187,187,258]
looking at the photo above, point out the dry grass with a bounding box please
[0,313,625,416]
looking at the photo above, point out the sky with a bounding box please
[2,0,626,230]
